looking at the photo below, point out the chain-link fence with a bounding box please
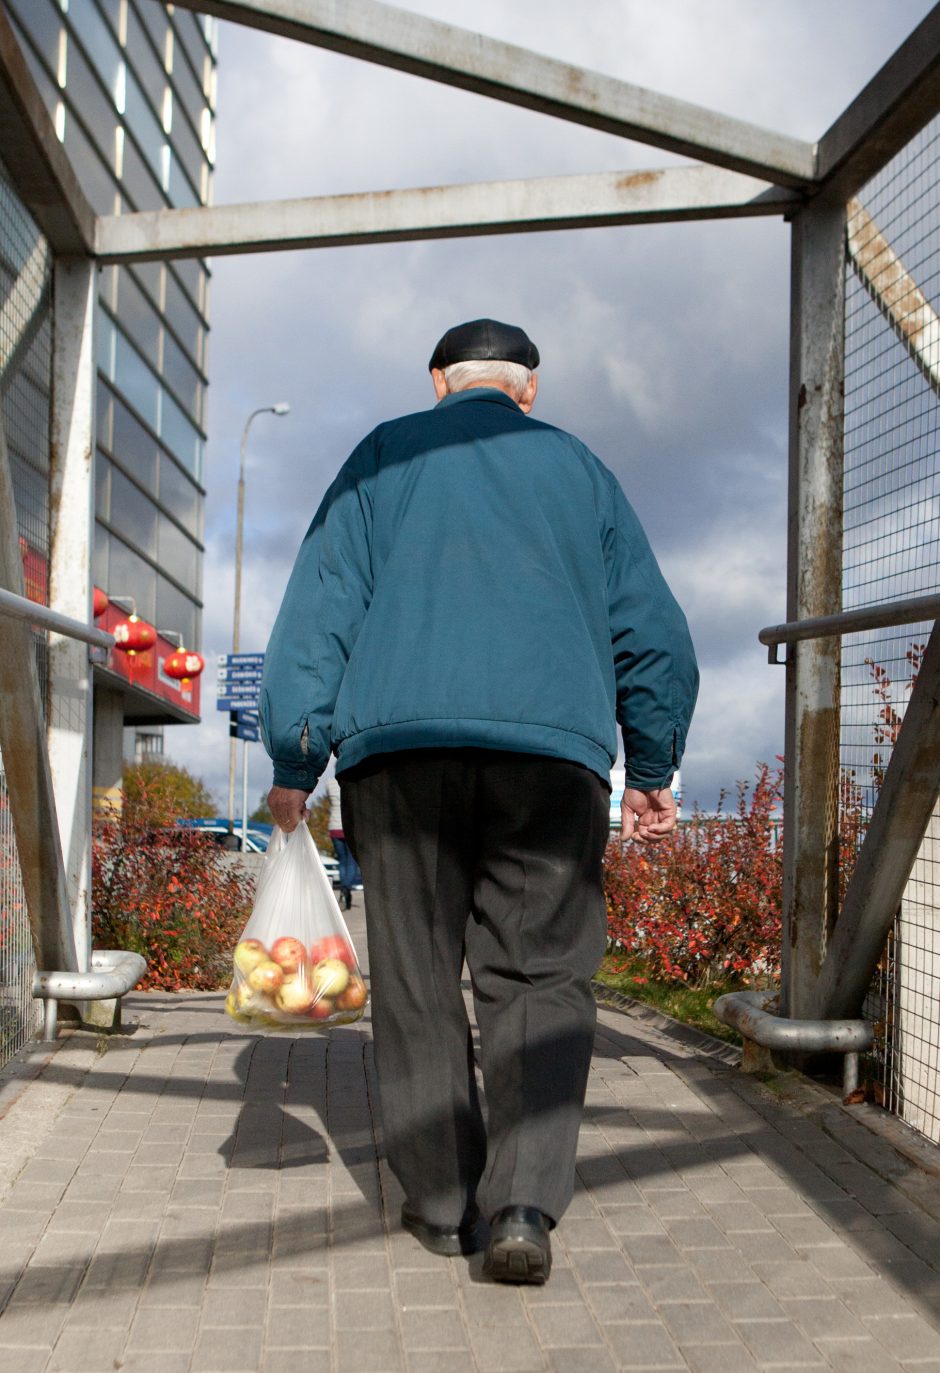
[0,153,52,1065]
[841,114,940,1143]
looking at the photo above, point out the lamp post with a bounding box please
[228,403,289,843]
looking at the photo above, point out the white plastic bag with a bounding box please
[225,822,367,1030]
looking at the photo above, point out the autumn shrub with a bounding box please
[604,763,784,987]
[92,778,255,991]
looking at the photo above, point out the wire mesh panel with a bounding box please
[0,153,52,1065]
[841,114,940,1142]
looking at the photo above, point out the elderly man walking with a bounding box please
[260,319,698,1284]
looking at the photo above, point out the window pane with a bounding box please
[156,574,198,648]
[110,467,157,558]
[96,312,116,381]
[169,258,206,314]
[131,0,169,61]
[131,260,163,308]
[115,270,161,366]
[158,513,198,594]
[162,330,200,416]
[95,450,111,521]
[169,111,204,197]
[120,130,165,211]
[166,148,198,209]
[160,385,202,479]
[164,270,203,360]
[124,8,166,116]
[108,535,156,623]
[67,0,122,106]
[114,330,159,431]
[158,453,201,536]
[7,0,61,74]
[171,15,210,84]
[110,392,159,493]
[63,111,118,214]
[96,380,113,450]
[63,33,118,157]
[93,520,109,589]
[123,67,166,184]
[168,41,204,128]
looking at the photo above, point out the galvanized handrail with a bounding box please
[759,591,940,662]
[32,950,147,1041]
[0,584,114,649]
[713,989,873,1096]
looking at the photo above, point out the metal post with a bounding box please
[781,200,846,1022]
[241,737,249,852]
[48,255,97,972]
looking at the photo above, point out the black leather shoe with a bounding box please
[482,1206,552,1284]
[401,1204,484,1257]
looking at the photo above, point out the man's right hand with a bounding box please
[621,786,677,843]
[267,786,311,832]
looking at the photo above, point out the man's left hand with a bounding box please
[268,786,312,832]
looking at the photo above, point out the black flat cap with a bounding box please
[429,318,539,372]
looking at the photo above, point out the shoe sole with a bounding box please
[401,1212,483,1258]
[483,1235,550,1284]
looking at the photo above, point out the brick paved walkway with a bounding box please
[0,899,939,1372]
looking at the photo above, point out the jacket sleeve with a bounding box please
[604,477,699,790]
[259,443,375,791]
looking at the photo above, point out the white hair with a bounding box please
[443,359,533,401]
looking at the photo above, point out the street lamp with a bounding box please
[228,403,290,842]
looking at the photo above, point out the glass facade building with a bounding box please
[5,0,213,670]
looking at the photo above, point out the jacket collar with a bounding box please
[434,387,523,413]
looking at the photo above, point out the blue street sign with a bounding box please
[236,723,260,742]
[218,653,265,668]
[217,695,260,711]
[217,668,263,681]
[234,709,259,724]
[215,680,261,696]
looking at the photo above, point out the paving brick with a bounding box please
[707,1280,785,1321]
[659,1300,737,1344]
[814,1336,905,1372]
[467,1320,544,1371]
[336,1288,397,1332]
[191,1325,264,1372]
[586,1283,657,1323]
[680,1343,761,1373]
[127,1307,200,1351]
[202,1287,268,1327]
[604,1319,685,1369]
[265,1305,330,1348]
[546,1347,618,1373]
[335,1328,404,1371]
[0,1300,70,1347]
[0,1347,53,1372]
[399,1307,468,1350]
[735,1317,825,1366]
[527,1301,602,1348]
[263,1352,331,1373]
[862,1314,940,1360]
[268,1270,329,1307]
[47,1325,127,1371]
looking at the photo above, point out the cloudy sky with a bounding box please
[169,0,934,814]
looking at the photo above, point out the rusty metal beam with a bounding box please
[170,0,816,189]
[816,620,940,1020]
[815,4,940,202]
[847,198,940,397]
[95,166,799,262]
[780,202,846,1022]
[0,9,95,256]
[0,411,78,976]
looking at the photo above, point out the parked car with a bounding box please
[175,817,273,854]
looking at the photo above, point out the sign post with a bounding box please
[217,654,263,850]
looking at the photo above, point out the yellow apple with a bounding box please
[275,975,315,1015]
[248,960,284,994]
[233,939,268,975]
[312,958,349,999]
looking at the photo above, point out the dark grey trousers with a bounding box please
[341,748,610,1228]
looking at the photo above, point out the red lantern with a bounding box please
[92,587,109,619]
[112,615,157,655]
[163,649,205,687]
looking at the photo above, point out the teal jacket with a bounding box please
[260,388,698,792]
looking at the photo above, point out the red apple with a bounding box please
[310,934,356,969]
[312,958,349,999]
[248,960,284,994]
[336,975,368,1011]
[270,936,308,975]
[233,939,268,975]
[307,996,335,1020]
[275,975,315,1015]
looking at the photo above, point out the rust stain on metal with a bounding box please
[615,171,661,192]
[847,196,940,394]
